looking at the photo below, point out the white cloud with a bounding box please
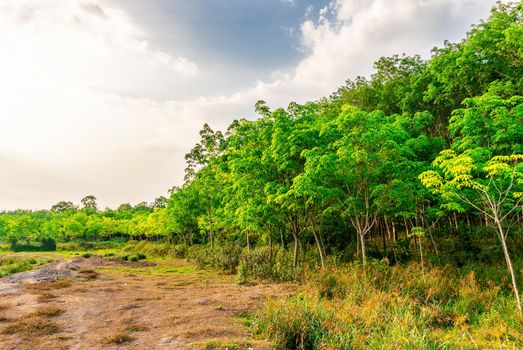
[0,0,502,210]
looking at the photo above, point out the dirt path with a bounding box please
[0,256,293,349]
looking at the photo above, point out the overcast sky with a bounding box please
[0,0,503,210]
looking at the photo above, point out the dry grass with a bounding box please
[0,303,9,311]
[101,332,134,344]
[3,316,59,336]
[78,269,99,280]
[126,324,149,332]
[33,306,64,317]
[25,279,72,292]
[37,292,58,303]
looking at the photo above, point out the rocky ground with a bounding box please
[0,255,293,350]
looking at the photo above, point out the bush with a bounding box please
[123,240,173,258]
[237,246,299,282]
[187,241,242,273]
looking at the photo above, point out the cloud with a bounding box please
[81,2,107,19]
[0,0,501,210]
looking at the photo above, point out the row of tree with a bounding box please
[0,196,171,245]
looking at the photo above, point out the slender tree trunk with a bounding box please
[360,232,367,262]
[310,216,325,268]
[292,233,299,268]
[419,238,425,278]
[381,226,387,256]
[495,219,522,314]
[385,218,391,240]
[356,231,361,259]
[392,222,396,242]
[268,233,273,260]
[246,231,251,252]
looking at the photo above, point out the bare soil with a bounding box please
[0,255,294,350]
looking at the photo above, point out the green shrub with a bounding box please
[173,244,188,258]
[187,241,242,273]
[123,240,173,258]
[237,246,299,282]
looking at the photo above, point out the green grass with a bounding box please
[0,257,53,278]
[98,259,206,276]
[254,262,523,349]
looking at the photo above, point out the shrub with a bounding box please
[237,246,299,282]
[123,240,173,257]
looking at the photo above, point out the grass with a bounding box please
[37,292,58,303]
[254,262,523,349]
[25,279,73,292]
[78,268,99,280]
[3,317,59,336]
[99,259,205,277]
[125,324,149,332]
[190,339,254,350]
[33,306,64,317]
[101,332,134,344]
[0,257,52,277]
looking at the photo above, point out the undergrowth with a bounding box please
[253,261,523,349]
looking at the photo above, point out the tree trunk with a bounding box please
[268,233,273,260]
[392,222,396,242]
[292,234,299,269]
[310,217,325,268]
[495,219,522,314]
[360,231,367,261]
[246,231,251,252]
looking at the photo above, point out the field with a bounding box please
[0,252,293,350]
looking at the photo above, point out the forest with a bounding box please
[1,2,523,348]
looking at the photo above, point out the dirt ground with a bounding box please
[0,254,294,350]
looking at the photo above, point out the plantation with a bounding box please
[1,1,523,349]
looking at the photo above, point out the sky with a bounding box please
[0,0,504,210]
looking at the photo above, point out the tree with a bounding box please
[184,124,224,248]
[81,195,98,212]
[421,152,523,313]
[50,201,77,213]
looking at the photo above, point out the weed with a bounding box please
[101,333,134,344]
[33,306,64,317]
[3,317,59,336]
